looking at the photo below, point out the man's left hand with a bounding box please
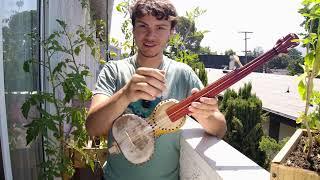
[187,88,226,138]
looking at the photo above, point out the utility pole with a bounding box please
[239,31,253,64]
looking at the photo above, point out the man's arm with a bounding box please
[86,67,166,137]
[188,88,227,138]
[86,89,130,137]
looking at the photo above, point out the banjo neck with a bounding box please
[166,33,299,122]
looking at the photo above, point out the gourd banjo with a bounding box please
[107,33,299,164]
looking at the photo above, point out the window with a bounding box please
[1,0,42,179]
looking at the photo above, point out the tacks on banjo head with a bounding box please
[112,114,155,165]
[150,99,186,137]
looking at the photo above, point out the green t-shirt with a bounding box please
[94,55,203,180]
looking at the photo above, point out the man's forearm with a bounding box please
[86,88,130,136]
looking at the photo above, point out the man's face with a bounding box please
[133,15,173,58]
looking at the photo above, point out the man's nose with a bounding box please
[145,29,157,40]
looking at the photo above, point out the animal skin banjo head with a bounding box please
[112,114,155,164]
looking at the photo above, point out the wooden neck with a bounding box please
[165,33,299,122]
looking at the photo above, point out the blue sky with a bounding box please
[110,0,305,55]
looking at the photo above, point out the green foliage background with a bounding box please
[220,83,267,168]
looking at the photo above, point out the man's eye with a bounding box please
[158,26,166,30]
[138,24,146,28]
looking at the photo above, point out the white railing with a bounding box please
[180,117,270,180]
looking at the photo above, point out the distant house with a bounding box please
[207,69,319,141]
[199,55,264,72]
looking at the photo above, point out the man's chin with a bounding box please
[140,51,160,58]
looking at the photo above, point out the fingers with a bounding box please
[188,96,219,116]
[125,67,167,102]
[132,74,166,92]
[199,97,218,106]
[132,82,163,97]
[136,67,166,82]
[191,88,199,95]
[135,90,157,101]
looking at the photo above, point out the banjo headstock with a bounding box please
[273,33,300,54]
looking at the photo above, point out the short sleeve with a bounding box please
[187,69,204,96]
[93,63,118,97]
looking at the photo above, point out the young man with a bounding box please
[86,0,226,179]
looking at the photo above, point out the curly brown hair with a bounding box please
[130,0,178,29]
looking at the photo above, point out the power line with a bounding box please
[239,31,253,64]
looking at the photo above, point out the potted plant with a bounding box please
[21,19,107,179]
[270,0,320,179]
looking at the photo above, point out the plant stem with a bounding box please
[62,26,80,73]
[45,45,65,178]
[304,75,314,158]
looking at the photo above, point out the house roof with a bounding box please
[207,69,320,120]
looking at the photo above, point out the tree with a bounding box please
[165,7,210,86]
[259,136,289,168]
[267,53,290,69]
[252,46,264,58]
[198,46,217,55]
[220,83,267,168]
[3,10,39,92]
[287,48,304,75]
[175,16,204,53]
[169,7,209,55]
[224,49,236,56]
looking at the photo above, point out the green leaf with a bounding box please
[24,119,42,145]
[74,45,82,56]
[91,47,97,57]
[46,119,58,132]
[83,87,93,101]
[68,65,77,72]
[26,127,37,145]
[23,60,32,72]
[296,113,304,124]
[72,111,83,124]
[302,38,311,45]
[304,52,315,69]
[89,160,95,172]
[116,4,122,12]
[85,37,95,48]
[47,33,56,41]
[29,95,39,105]
[53,62,66,75]
[110,51,118,58]
[116,2,127,12]
[298,80,307,100]
[56,19,67,29]
[81,69,90,76]
[21,102,31,119]
[99,59,106,65]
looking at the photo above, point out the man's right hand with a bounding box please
[123,67,167,103]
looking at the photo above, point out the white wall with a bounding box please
[180,118,270,180]
[47,0,101,90]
